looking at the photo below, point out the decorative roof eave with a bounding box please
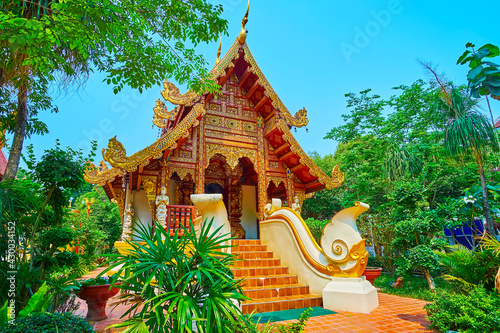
[101,103,206,172]
[208,39,241,79]
[276,119,344,190]
[207,38,309,129]
[242,43,309,128]
[84,160,126,186]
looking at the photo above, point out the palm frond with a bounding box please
[384,144,423,180]
[443,90,499,156]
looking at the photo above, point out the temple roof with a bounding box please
[85,25,343,193]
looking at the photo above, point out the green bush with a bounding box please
[437,245,500,291]
[54,251,80,268]
[40,228,74,250]
[425,286,500,333]
[0,312,95,333]
[304,218,329,243]
[395,244,440,277]
[367,255,383,268]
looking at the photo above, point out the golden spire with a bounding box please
[215,37,222,65]
[237,0,249,44]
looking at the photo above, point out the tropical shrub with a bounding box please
[0,312,95,333]
[65,186,122,267]
[425,286,500,333]
[103,219,248,333]
[437,245,500,292]
[40,228,74,250]
[0,282,52,326]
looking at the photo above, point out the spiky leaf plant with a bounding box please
[101,219,249,333]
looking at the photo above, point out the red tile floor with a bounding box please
[75,268,434,332]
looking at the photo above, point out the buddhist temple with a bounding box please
[85,6,379,314]
[84,6,344,240]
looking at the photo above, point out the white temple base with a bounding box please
[322,277,379,314]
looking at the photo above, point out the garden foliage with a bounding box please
[0,312,95,333]
[103,219,249,333]
[425,286,500,333]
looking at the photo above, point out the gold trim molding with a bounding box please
[103,103,206,172]
[205,143,257,170]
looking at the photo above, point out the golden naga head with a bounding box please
[237,0,250,44]
[160,79,198,105]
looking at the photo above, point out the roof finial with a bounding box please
[215,36,222,65]
[237,0,249,44]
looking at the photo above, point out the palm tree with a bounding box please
[421,62,499,236]
[438,87,499,235]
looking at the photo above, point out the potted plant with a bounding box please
[75,276,121,321]
[362,267,382,286]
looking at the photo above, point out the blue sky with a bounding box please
[18,0,500,165]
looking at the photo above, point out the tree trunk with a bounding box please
[2,83,28,181]
[475,151,496,236]
[423,268,436,293]
[496,267,500,293]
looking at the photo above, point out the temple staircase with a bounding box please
[231,240,323,314]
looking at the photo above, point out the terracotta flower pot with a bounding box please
[77,283,121,321]
[362,267,382,286]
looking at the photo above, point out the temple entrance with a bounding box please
[205,154,258,239]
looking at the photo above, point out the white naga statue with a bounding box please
[122,202,134,241]
[291,195,301,213]
[155,187,169,229]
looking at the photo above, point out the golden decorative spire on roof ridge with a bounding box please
[237,0,249,44]
[215,37,222,65]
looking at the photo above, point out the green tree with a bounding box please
[23,140,94,267]
[436,86,499,235]
[66,186,121,262]
[317,80,496,273]
[458,43,500,122]
[0,0,228,180]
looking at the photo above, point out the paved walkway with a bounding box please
[75,268,434,332]
[303,293,433,332]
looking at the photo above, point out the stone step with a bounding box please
[242,294,323,314]
[234,251,274,259]
[231,239,322,314]
[232,266,289,278]
[242,284,310,299]
[231,239,262,246]
[233,258,281,268]
[241,274,299,288]
[232,244,268,252]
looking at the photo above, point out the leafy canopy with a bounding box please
[458,43,500,98]
[0,0,228,93]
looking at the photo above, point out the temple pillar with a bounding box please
[257,115,267,221]
[196,120,205,194]
[286,169,295,208]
